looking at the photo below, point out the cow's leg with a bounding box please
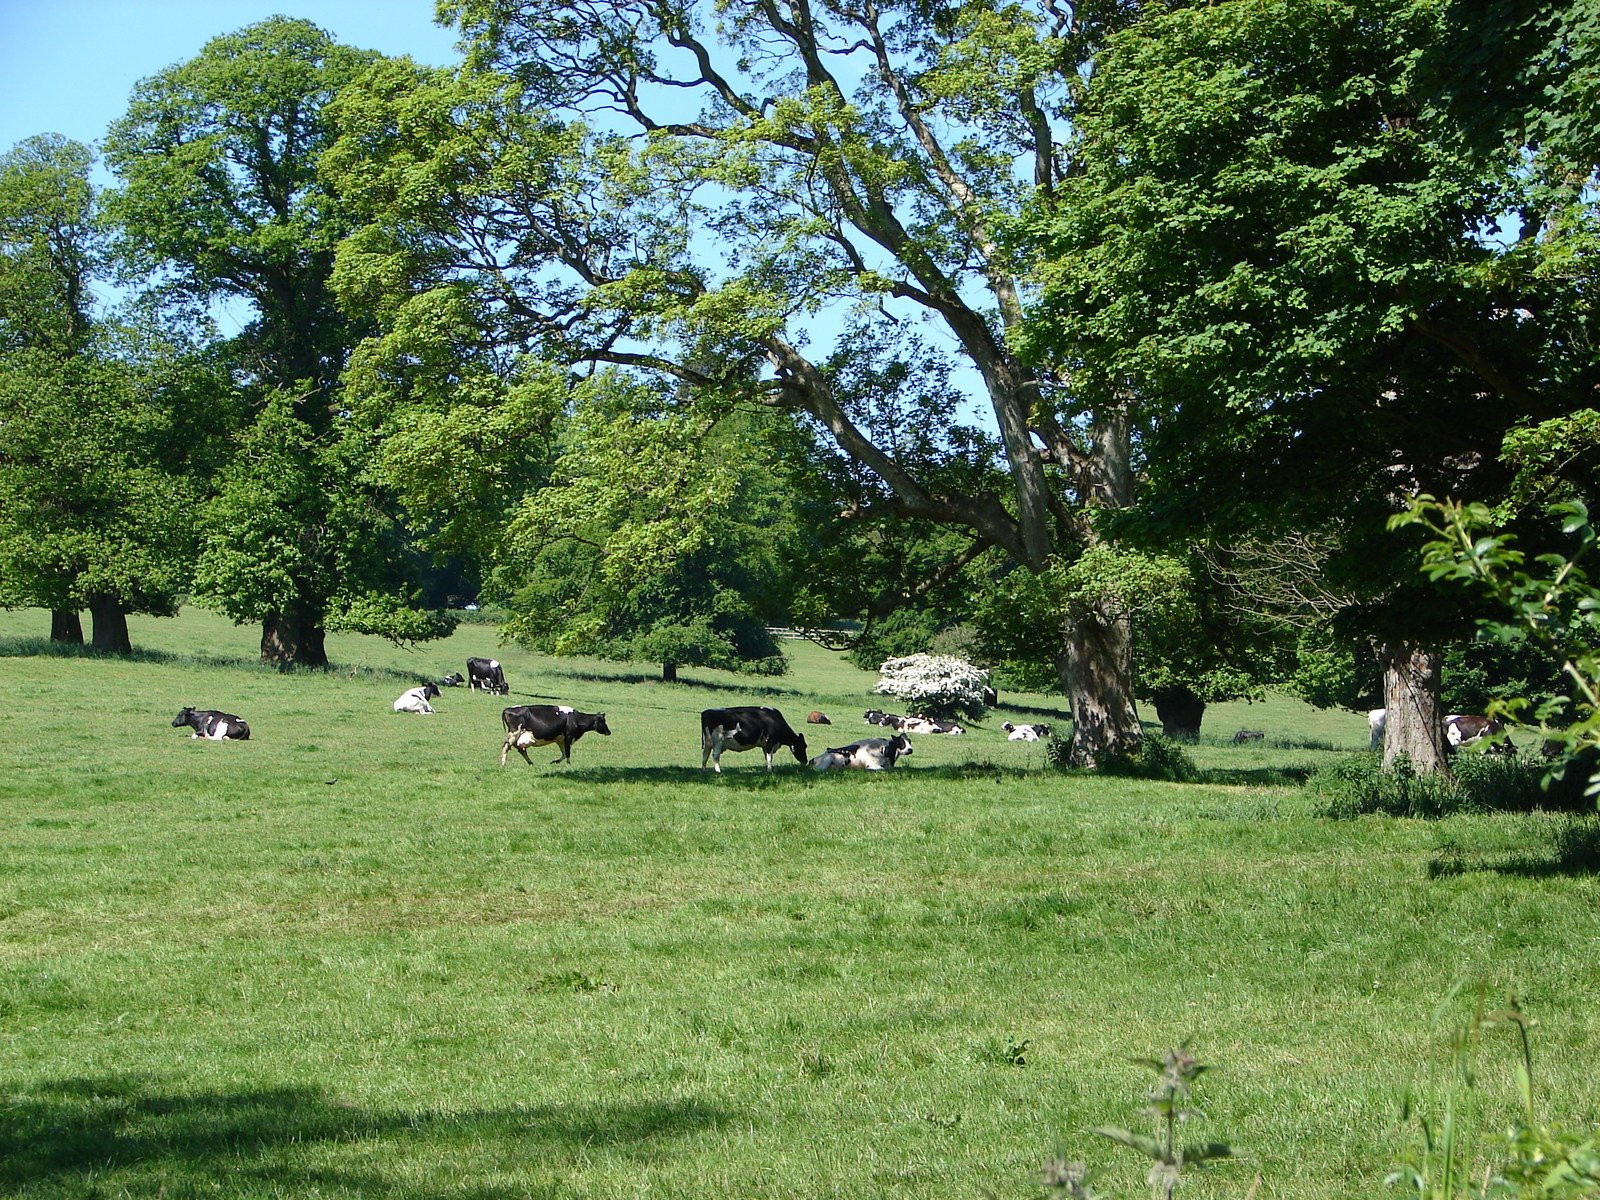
[764,747,775,771]
[500,736,513,767]
[702,731,713,771]
[551,736,570,765]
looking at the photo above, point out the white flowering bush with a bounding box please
[874,653,993,720]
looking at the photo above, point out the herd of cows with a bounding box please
[168,655,1057,771]
[172,653,1519,768]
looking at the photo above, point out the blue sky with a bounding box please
[0,1,462,156]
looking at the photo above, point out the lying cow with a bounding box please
[439,672,465,688]
[903,715,965,735]
[1445,713,1515,754]
[1232,729,1265,744]
[811,733,914,771]
[807,710,832,725]
[863,709,909,731]
[501,704,611,766]
[701,706,808,773]
[393,683,441,714]
[1002,722,1052,742]
[172,706,250,741]
[466,656,509,694]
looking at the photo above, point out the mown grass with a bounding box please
[1,607,1596,1199]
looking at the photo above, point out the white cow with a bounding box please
[393,683,441,714]
[1367,708,1387,751]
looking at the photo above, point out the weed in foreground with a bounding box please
[1389,989,1600,1199]
[1052,1045,1232,1200]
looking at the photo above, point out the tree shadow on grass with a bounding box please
[546,667,806,696]
[1194,765,1315,788]
[0,1076,731,1197]
[0,636,434,687]
[1428,818,1600,879]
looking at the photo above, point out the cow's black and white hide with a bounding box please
[1002,722,1052,742]
[863,709,910,731]
[439,672,465,688]
[172,706,250,741]
[501,704,610,765]
[1231,729,1265,745]
[1444,714,1515,755]
[701,706,808,773]
[810,733,914,771]
[902,715,965,735]
[393,683,441,714]
[466,656,509,694]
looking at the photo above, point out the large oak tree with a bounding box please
[325,0,1151,764]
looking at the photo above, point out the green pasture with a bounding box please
[1,608,1596,1199]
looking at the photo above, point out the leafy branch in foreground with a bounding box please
[1393,497,1600,801]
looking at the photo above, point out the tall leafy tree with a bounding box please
[323,0,1153,766]
[104,18,456,666]
[1024,0,1598,772]
[0,136,220,651]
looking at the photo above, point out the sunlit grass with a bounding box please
[1,607,1596,1198]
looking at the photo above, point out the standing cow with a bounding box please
[466,657,509,694]
[501,704,611,765]
[701,707,808,773]
[172,707,250,741]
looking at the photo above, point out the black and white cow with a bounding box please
[172,706,250,741]
[1002,722,1052,742]
[863,709,910,731]
[1231,729,1265,745]
[1444,713,1515,754]
[810,733,914,771]
[393,683,441,714]
[439,672,465,688]
[701,706,808,773]
[902,715,965,735]
[466,656,509,694]
[501,704,611,765]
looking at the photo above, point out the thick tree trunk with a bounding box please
[261,610,330,669]
[1060,611,1143,767]
[1377,641,1448,775]
[50,609,83,644]
[87,596,131,654]
[1151,687,1205,741]
[663,660,678,682]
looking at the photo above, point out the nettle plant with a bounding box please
[873,653,993,721]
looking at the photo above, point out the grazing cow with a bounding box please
[701,706,808,773]
[501,704,611,765]
[1002,722,1052,742]
[807,710,832,725]
[171,706,250,741]
[810,733,914,771]
[1444,713,1515,754]
[1367,708,1387,751]
[439,672,464,688]
[466,656,509,694]
[903,714,965,735]
[393,683,441,714]
[1232,729,1265,745]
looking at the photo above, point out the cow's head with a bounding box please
[171,707,195,728]
[593,713,611,736]
[790,732,808,764]
[422,683,441,700]
[891,734,913,758]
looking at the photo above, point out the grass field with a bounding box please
[1,607,1597,1199]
